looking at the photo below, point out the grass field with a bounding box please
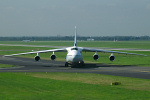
[1,41,150,49]
[0,64,16,68]
[0,72,150,100]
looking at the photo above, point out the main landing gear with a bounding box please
[65,62,69,67]
[65,61,85,67]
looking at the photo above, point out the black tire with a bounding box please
[65,62,68,67]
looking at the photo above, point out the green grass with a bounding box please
[1,41,150,49]
[0,73,150,100]
[28,72,150,91]
[0,64,16,68]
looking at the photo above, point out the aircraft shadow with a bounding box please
[96,63,133,67]
[62,63,134,68]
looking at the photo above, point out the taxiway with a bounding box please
[0,55,150,79]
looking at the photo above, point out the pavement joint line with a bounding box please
[132,70,150,73]
[141,71,150,72]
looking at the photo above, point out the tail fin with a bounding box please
[74,26,77,47]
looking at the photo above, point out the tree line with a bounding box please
[0,36,150,41]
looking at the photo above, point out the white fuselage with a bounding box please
[66,47,83,64]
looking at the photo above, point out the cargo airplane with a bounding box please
[5,26,146,67]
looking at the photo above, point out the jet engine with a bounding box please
[93,54,99,60]
[51,54,56,60]
[35,56,40,61]
[109,53,115,61]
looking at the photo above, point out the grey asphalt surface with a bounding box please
[0,55,150,79]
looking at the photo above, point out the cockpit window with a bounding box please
[71,48,78,50]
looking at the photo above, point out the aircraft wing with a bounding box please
[4,48,67,57]
[82,47,147,56]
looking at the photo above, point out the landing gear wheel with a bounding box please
[81,61,85,66]
[79,61,85,67]
[65,62,69,67]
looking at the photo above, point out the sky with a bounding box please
[0,0,150,37]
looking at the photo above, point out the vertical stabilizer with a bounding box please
[74,26,77,47]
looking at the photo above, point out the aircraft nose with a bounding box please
[72,55,83,62]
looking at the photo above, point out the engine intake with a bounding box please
[35,56,40,61]
[51,54,56,60]
[93,54,99,60]
[109,53,115,61]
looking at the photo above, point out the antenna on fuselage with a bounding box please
[74,26,77,47]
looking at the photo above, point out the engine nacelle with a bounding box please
[109,53,115,61]
[35,56,40,61]
[93,54,99,60]
[51,54,56,60]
